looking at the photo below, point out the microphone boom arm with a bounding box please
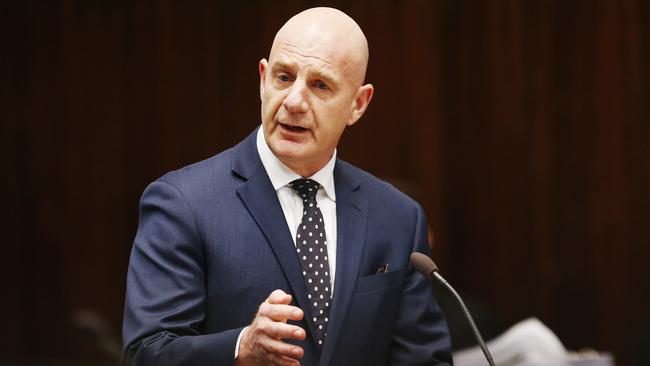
[433,270,496,366]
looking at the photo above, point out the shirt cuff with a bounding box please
[234,326,249,359]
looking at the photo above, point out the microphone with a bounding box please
[410,252,496,366]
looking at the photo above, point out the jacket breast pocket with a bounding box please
[340,268,406,360]
[354,268,405,294]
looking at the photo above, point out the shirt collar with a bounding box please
[256,127,336,201]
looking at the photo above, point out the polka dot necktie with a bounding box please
[289,178,331,349]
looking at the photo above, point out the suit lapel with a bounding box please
[232,131,318,346]
[320,161,367,365]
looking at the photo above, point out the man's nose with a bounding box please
[283,83,309,113]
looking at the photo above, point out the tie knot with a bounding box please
[289,178,320,201]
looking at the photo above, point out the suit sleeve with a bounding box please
[389,205,453,365]
[122,179,243,366]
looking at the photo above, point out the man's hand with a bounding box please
[236,289,306,366]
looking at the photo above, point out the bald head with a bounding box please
[269,7,369,85]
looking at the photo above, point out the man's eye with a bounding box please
[278,74,291,82]
[314,80,329,90]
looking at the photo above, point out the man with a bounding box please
[123,7,451,366]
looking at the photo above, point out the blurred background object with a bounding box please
[70,310,121,365]
[453,317,616,366]
[453,318,569,366]
[2,1,648,365]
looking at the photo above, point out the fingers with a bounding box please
[263,336,304,360]
[262,289,304,322]
[255,316,306,340]
[270,353,303,366]
[259,302,304,323]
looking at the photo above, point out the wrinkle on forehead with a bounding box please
[280,43,334,69]
[269,7,369,85]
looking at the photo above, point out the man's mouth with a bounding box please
[280,123,308,133]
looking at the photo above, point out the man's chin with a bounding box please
[269,140,309,163]
[270,142,331,177]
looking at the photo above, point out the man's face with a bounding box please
[259,33,368,177]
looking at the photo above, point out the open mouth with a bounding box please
[280,123,308,133]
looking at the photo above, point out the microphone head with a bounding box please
[410,252,439,277]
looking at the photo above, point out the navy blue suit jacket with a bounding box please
[123,130,452,365]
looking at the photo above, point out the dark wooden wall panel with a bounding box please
[2,1,648,364]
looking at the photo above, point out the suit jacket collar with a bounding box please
[232,130,368,362]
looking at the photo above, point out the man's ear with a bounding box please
[347,83,374,126]
[259,59,268,101]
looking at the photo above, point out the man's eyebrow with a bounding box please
[271,60,338,85]
[271,61,297,72]
[311,70,338,85]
